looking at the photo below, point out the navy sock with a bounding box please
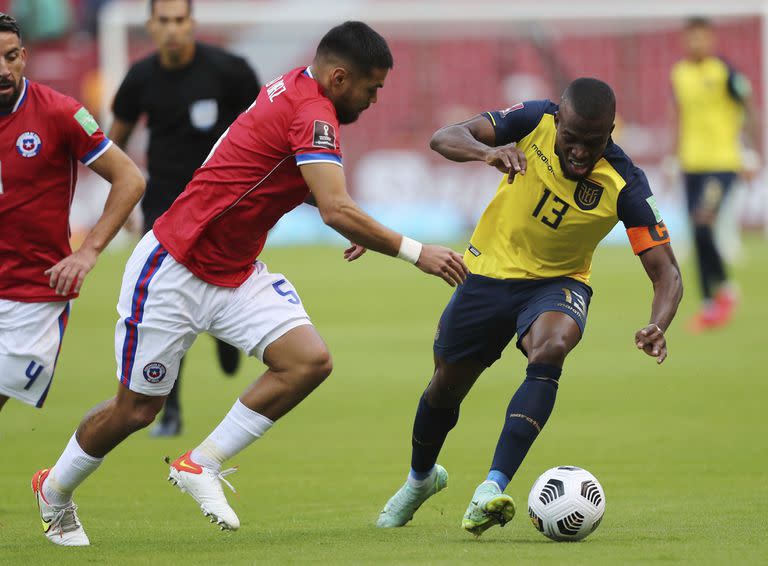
[693,224,727,300]
[489,363,561,484]
[410,393,460,474]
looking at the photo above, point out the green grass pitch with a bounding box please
[2,238,767,564]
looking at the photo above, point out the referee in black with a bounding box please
[109,0,261,436]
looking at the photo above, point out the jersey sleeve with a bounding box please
[289,100,343,167]
[617,168,671,255]
[482,99,552,145]
[59,96,113,166]
[726,65,752,102]
[112,64,143,123]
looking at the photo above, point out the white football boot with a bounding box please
[32,468,90,546]
[167,451,240,530]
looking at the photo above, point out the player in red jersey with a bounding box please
[0,14,144,414]
[32,21,468,545]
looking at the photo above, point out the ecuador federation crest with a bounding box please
[574,179,604,211]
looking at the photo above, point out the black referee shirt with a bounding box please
[112,42,261,219]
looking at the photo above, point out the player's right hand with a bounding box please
[45,246,99,296]
[484,144,527,182]
[415,245,469,287]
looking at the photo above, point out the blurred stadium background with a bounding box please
[4,2,768,564]
[8,0,767,252]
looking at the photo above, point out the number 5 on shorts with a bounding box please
[272,279,301,305]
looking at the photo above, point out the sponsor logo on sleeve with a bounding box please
[16,131,42,158]
[499,103,524,117]
[313,120,336,149]
[646,195,662,222]
[74,107,100,136]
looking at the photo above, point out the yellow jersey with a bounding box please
[465,100,669,284]
[670,56,750,173]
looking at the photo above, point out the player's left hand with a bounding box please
[635,323,667,364]
[45,246,99,296]
[343,242,367,262]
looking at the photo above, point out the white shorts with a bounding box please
[0,299,70,407]
[115,231,312,396]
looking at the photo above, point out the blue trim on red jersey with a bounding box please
[120,244,168,387]
[0,78,28,116]
[295,152,342,165]
[35,302,70,408]
[81,139,112,165]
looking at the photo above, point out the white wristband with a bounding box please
[397,236,423,264]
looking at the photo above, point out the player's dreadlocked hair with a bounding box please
[316,21,393,75]
[562,78,616,122]
[0,13,22,40]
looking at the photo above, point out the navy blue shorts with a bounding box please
[433,274,593,367]
[684,172,736,215]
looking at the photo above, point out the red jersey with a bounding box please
[0,79,112,302]
[153,66,343,287]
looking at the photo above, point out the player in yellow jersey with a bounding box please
[377,78,683,535]
[670,17,758,332]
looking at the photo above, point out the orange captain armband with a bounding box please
[626,221,671,255]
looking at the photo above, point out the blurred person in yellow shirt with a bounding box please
[670,17,759,332]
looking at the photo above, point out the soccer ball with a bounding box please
[527,466,606,541]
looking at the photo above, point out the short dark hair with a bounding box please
[562,77,616,121]
[0,13,21,40]
[316,21,393,74]
[685,16,712,30]
[150,0,192,16]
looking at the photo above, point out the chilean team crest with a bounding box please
[143,362,167,383]
[574,179,604,211]
[16,131,42,158]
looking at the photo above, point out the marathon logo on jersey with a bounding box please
[313,121,336,149]
[143,362,167,384]
[16,131,42,158]
[574,179,604,211]
[499,103,524,117]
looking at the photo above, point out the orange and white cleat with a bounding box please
[31,468,90,546]
[167,451,240,531]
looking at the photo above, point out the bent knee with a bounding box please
[527,335,575,366]
[116,394,164,431]
[126,404,161,430]
[297,347,333,384]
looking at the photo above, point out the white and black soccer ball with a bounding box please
[527,466,606,541]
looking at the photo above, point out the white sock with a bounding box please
[43,433,103,507]
[191,400,273,471]
[407,467,436,489]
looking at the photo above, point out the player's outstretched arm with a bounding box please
[45,145,145,296]
[634,243,683,364]
[299,162,468,286]
[430,115,526,180]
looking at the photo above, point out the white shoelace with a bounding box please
[214,467,239,494]
[49,502,82,535]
